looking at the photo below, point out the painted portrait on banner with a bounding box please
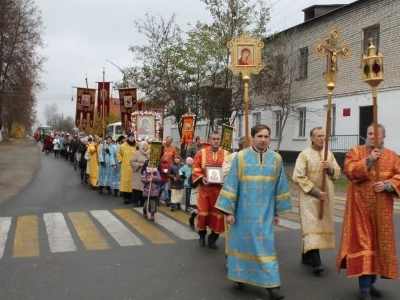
[124,95,133,108]
[237,45,255,66]
[81,94,91,107]
[137,115,155,139]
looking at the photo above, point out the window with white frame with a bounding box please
[363,25,380,55]
[275,111,282,138]
[253,112,261,126]
[237,115,243,137]
[298,47,308,79]
[298,108,306,137]
[323,104,336,136]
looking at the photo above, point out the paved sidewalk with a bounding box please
[0,138,39,204]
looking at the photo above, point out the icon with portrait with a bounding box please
[81,94,91,106]
[237,45,255,66]
[124,96,133,108]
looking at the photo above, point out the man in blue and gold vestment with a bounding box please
[215,124,291,300]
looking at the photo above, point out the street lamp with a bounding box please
[106,60,128,88]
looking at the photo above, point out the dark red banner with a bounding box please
[137,101,143,111]
[75,88,96,130]
[118,88,137,132]
[97,82,111,117]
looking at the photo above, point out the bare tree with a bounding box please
[253,29,312,152]
[0,0,45,135]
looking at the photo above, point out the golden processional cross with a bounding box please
[314,25,351,219]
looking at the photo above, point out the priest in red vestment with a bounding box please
[192,132,229,249]
[336,124,400,300]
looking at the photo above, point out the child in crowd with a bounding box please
[179,157,193,212]
[167,155,184,211]
[141,163,161,221]
[159,154,171,206]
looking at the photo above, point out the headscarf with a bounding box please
[139,141,150,156]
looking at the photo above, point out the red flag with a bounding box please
[118,88,137,132]
[75,88,96,130]
[97,82,111,117]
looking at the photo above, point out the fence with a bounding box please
[329,135,366,152]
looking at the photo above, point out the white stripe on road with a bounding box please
[0,217,12,258]
[134,208,198,240]
[44,213,77,253]
[91,210,143,246]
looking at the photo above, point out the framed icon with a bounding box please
[136,115,155,139]
[81,94,91,106]
[205,165,223,184]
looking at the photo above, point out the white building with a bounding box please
[165,0,400,162]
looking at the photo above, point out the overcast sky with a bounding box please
[34,0,354,125]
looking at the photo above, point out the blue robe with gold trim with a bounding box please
[215,148,291,288]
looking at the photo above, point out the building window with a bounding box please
[275,54,284,77]
[237,115,243,138]
[363,25,380,55]
[253,112,261,126]
[299,47,308,79]
[298,108,306,137]
[275,111,282,138]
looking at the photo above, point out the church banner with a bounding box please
[180,115,195,146]
[149,141,163,167]
[137,101,143,111]
[75,88,96,130]
[97,82,111,117]
[118,88,137,132]
[221,124,234,151]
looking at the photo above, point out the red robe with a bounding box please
[43,135,54,151]
[192,147,229,233]
[336,146,400,279]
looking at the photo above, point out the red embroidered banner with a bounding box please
[75,88,96,130]
[118,88,137,132]
[137,101,143,111]
[180,115,195,146]
[97,82,111,117]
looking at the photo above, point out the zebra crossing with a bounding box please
[1,199,399,259]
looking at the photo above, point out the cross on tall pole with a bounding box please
[314,25,351,219]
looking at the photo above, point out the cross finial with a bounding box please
[368,37,375,46]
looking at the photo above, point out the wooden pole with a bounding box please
[319,83,334,219]
[243,73,250,147]
[371,85,383,267]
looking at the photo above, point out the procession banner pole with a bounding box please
[361,39,384,266]
[102,68,105,142]
[227,32,265,148]
[314,25,351,219]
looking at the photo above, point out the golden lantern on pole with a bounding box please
[361,38,384,266]
[227,32,264,147]
[314,25,351,219]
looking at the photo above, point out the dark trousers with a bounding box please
[185,187,191,209]
[131,189,143,205]
[303,249,321,267]
[359,275,377,292]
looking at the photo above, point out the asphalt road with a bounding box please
[0,141,399,300]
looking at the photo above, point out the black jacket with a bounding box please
[186,143,201,158]
[167,163,184,189]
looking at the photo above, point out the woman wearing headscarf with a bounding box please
[118,133,136,204]
[130,141,150,207]
[87,135,99,188]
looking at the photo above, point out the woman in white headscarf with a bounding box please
[130,141,150,207]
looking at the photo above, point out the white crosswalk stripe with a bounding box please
[0,217,12,258]
[44,212,77,253]
[134,208,198,240]
[91,210,144,246]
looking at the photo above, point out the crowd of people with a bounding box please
[34,122,400,300]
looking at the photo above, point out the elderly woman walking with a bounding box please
[130,141,150,207]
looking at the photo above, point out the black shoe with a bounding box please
[370,286,382,297]
[114,190,119,197]
[233,282,243,290]
[176,203,181,210]
[165,199,170,207]
[359,291,371,300]
[208,234,218,249]
[314,265,324,275]
[268,288,284,300]
[199,230,206,247]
